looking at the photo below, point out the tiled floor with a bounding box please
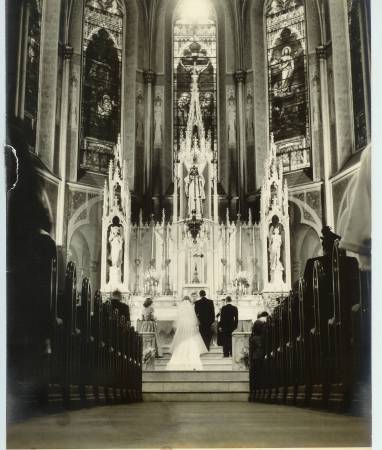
[7,401,371,448]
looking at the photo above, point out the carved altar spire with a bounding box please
[100,135,131,299]
[260,133,291,293]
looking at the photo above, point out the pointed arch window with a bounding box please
[80,0,123,175]
[266,0,311,173]
[348,0,370,151]
[173,0,217,158]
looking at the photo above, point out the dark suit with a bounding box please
[218,304,238,356]
[194,296,215,350]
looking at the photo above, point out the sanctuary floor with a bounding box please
[7,402,371,449]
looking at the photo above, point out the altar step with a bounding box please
[142,370,249,401]
[155,346,236,371]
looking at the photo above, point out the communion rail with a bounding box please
[8,254,142,407]
[249,241,371,414]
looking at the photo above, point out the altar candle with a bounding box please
[151,227,154,259]
[239,224,242,261]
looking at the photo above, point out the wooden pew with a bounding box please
[311,259,331,407]
[327,241,360,411]
[63,262,80,404]
[295,279,310,406]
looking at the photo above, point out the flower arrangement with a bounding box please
[240,344,250,369]
[144,269,159,286]
[142,347,156,369]
[233,271,250,288]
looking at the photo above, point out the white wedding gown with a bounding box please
[166,300,207,370]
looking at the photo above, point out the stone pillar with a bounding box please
[143,70,155,216]
[35,0,61,170]
[56,45,73,246]
[234,70,247,213]
[328,0,354,168]
[15,2,30,118]
[316,45,334,228]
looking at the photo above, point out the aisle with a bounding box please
[7,402,371,448]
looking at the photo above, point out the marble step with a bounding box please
[158,351,229,360]
[143,370,248,382]
[143,370,249,401]
[143,381,248,392]
[155,360,234,371]
[143,392,249,401]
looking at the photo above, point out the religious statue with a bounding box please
[246,92,254,142]
[184,166,206,218]
[154,95,163,146]
[227,93,236,146]
[136,91,144,144]
[109,224,123,268]
[269,227,282,271]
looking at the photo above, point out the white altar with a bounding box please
[99,64,291,327]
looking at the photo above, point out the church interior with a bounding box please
[5,0,373,448]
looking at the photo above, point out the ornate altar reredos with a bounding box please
[100,72,291,322]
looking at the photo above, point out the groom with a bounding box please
[194,290,215,351]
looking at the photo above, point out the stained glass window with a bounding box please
[173,0,217,158]
[24,0,42,150]
[266,0,311,173]
[348,0,370,151]
[80,0,123,175]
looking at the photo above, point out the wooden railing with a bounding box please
[249,241,371,414]
[9,255,142,407]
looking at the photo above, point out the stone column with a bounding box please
[56,45,73,246]
[143,70,155,216]
[35,0,61,170]
[316,45,334,227]
[234,70,246,213]
[15,2,30,118]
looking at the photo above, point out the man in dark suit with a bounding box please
[194,290,215,351]
[218,296,238,357]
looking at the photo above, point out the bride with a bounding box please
[166,296,207,370]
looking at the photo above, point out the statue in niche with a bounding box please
[268,216,284,285]
[245,92,254,142]
[184,166,205,218]
[269,227,282,271]
[227,93,236,146]
[97,93,113,118]
[154,95,163,146]
[272,46,295,96]
[109,223,123,268]
[136,92,144,144]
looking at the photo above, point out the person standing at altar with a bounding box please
[194,290,215,351]
[137,298,163,357]
[218,296,238,357]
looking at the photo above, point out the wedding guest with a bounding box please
[218,296,238,357]
[138,298,163,357]
[249,311,269,400]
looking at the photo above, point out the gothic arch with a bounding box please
[249,0,323,189]
[66,0,140,183]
